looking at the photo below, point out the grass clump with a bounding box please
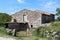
[50,21,60,26]
[16,31,27,37]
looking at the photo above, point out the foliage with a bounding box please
[57,16,60,21]
[35,25,60,40]
[0,13,12,26]
[50,22,60,32]
[56,8,60,21]
[0,27,48,40]
[50,22,60,26]
[56,8,60,16]
[35,27,45,37]
[0,27,12,37]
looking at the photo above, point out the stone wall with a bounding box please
[11,9,55,28]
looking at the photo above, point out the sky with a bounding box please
[0,0,60,15]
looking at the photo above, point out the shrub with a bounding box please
[35,26,60,40]
[50,22,60,26]
[0,13,12,27]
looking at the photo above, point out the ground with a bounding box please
[0,37,15,40]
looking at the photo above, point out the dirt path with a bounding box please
[0,37,15,40]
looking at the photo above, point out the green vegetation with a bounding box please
[0,22,60,40]
[17,31,27,37]
[56,8,60,21]
[56,8,60,15]
[0,27,13,37]
[50,21,60,26]
[0,13,12,26]
[0,26,49,40]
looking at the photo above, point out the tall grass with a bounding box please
[50,21,60,26]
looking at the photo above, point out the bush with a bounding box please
[0,13,12,27]
[50,22,60,26]
[57,16,60,21]
[0,23,5,27]
[35,27,46,38]
[35,26,60,40]
[0,27,9,37]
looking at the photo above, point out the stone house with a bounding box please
[11,9,55,28]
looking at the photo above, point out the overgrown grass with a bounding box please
[0,27,14,37]
[15,35,48,40]
[1,21,60,40]
[0,27,48,40]
[50,21,60,26]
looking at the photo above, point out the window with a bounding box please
[23,14,27,22]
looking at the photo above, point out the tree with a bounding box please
[56,8,60,16]
[57,17,60,21]
[0,13,12,26]
[56,8,60,21]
